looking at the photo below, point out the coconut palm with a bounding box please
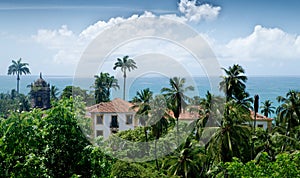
[206,101,252,163]
[276,90,300,151]
[50,85,60,101]
[148,95,169,170]
[260,100,275,117]
[277,90,300,129]
[8,58,31,94]
[94,72,119,103]
[131,88,153,153]
[196,91,224,141]
[161,77,194,145]
[113,56,137,100]
[166,137,208,178]
[219,64,247,102]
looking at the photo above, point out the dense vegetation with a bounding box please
[1,62,300,177]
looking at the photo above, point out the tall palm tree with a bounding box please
[131,88,153,153]
[196,91,224,141]
[113,56,137,100]
[94,72,119,103]
[219,64,247,102]
[50,85,60,101]
[166,137,208,178]
[206,101,252,163]
[260,100,275,117]
[8,58,31,94]
[161,77,194,145]
[148,95,169,170]
[276,90,300,151]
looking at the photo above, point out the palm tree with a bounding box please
[131,88,153,153]
[260,100,275,117]
[196,91,224,141]
[148,95,169,170]
[8,58,31,94]
[161,77,194,145]
[165,137,208,178]
[94,72,119,103]
[50,85,60,101]
[219,64,247,102]
[206,101,252,163]
[113,56,137,100]
[276,90,300,151]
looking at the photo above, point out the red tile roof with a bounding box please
[250,111,273,121]
[87,98,134,113]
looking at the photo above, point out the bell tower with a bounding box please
[30,73,51,109]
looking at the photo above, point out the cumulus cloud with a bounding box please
[32,0,221,66]
[218,25,300,61]
[178,0,221,22]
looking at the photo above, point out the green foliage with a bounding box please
[0,97,114,177]
[0,92,31,118]
[111,161,162,178]
[218,152,300,178]
[61,86,95,106]
[94,72,119,103]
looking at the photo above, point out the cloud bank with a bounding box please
[32,0,221,66]
[218,25,300,61]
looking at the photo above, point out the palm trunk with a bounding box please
[144,127,149,154]
[17,74,20,94]
[176,117,179,146]
[282,116,291,152]
[155,139,159,170]
[123,71,126,100]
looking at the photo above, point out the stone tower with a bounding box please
[30,73,51,109]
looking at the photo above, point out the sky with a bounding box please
[1,0,300,76]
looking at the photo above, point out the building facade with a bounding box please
[30,73,51,109]
[87,98,137,139]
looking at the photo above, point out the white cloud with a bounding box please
[32,0,221,67]
[218,25,300,61]
[178,0,221,22]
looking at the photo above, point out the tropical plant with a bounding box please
[7,58,31,94]
[161,77,194,145]
[260,100,275,117]
[0,97,93,177]
[196,91,224,142]
[219,64,247,102]
[164,137,208,178]
[113,55,137,100]
[148,95,169,170]
[94,72,119,103]
[132,88,153,153]
[276,90,300,151]
[50,85,60,101]
[215,152,300,178]
[206,101,252,163]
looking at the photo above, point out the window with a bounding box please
[96,115,103,125]
[258,124,264,128]
[126,115,133,125]
[110,115,119,128]
[96,130,103,137]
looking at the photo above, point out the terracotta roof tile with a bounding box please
[250,111,273,121]
[87,98,134,113]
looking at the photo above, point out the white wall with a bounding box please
[250,120,269,130]
[93,112,136,139]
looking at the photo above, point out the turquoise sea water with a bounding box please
[1,75,300,115]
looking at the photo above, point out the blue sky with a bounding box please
[1,0,300,76]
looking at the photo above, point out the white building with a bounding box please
[250,111,273,131]
[87,98,137,139]
[86,99,273,139]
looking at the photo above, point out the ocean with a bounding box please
[1,75,300,117]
